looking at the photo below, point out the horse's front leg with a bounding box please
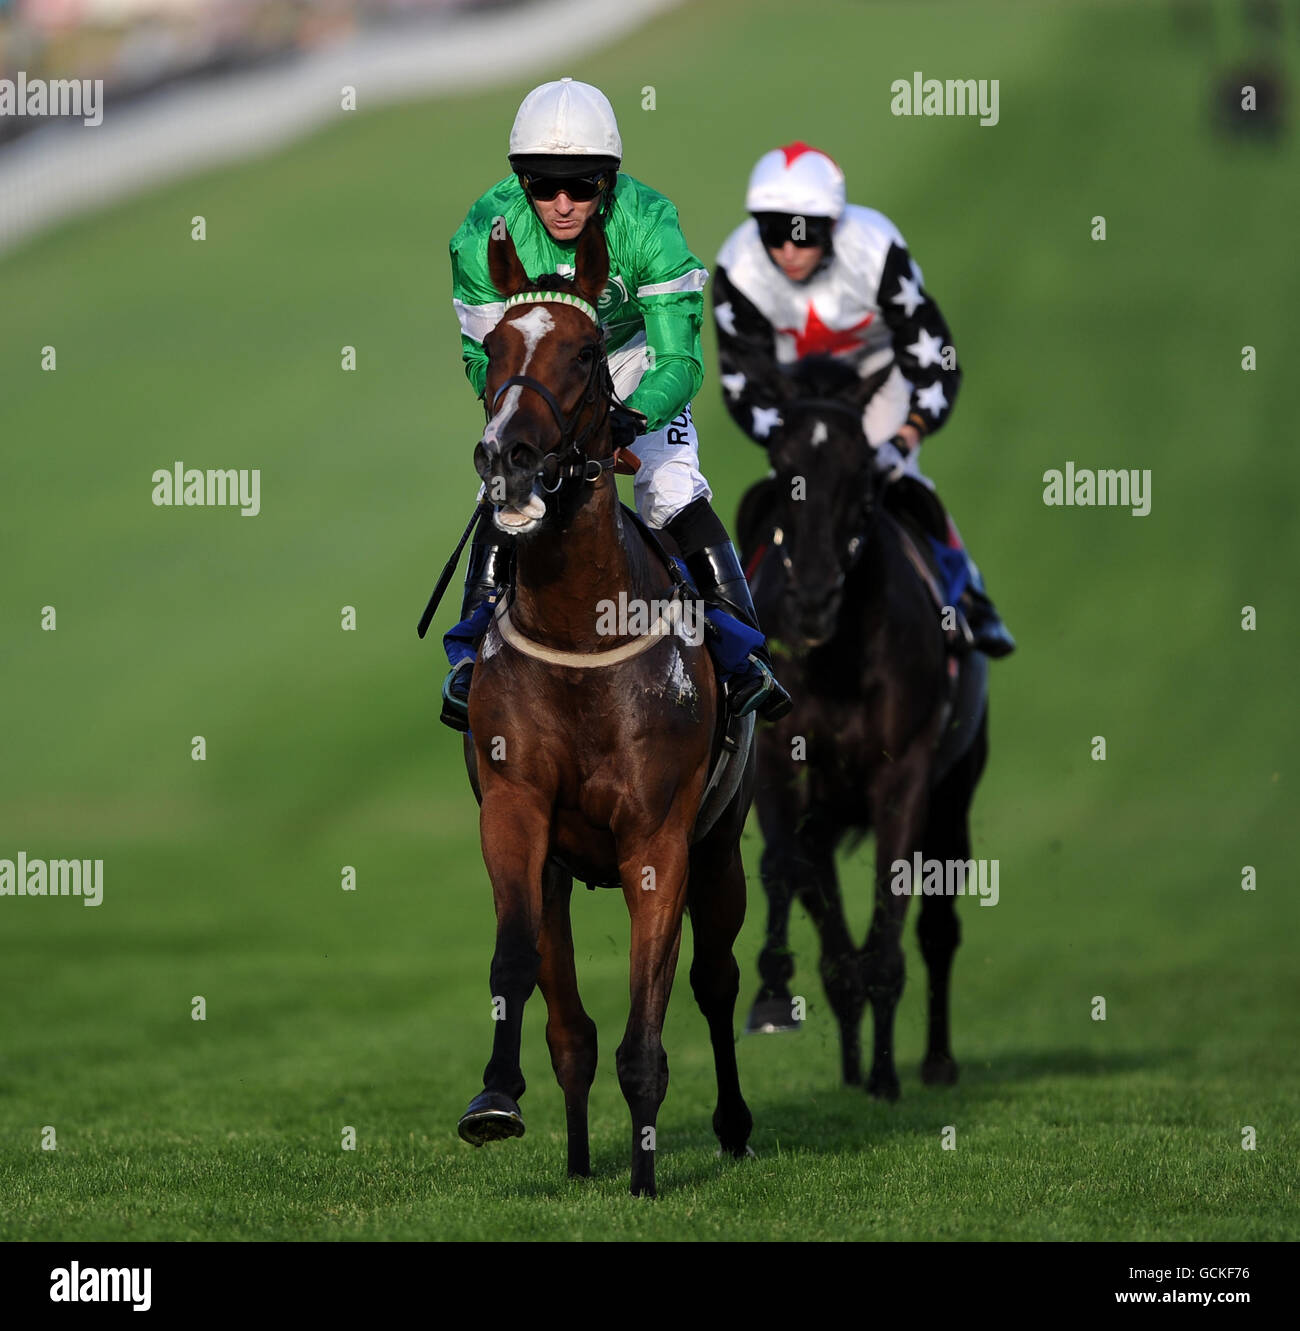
[617,828,691,1198]
[861,743,933,1102]
[916,706,988,1087]
[457,786,550,1146]
[687,836,754,1158]
[748,839,800,1033]
[537,859,598,1178]
[746,749,805,1034]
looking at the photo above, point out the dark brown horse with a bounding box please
[454,220,754,1196]
[738,357,989,1099]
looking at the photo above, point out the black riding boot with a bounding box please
[960,554,1016,659]
[439,528,513,732]
[665,497,793,722]
[886,476,1016,661]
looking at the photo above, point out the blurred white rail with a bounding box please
[0,0,678,255]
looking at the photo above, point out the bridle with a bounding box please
[488,289,619,494]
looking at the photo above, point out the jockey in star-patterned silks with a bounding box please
[438,79,792,731]
[713,141,1015,658]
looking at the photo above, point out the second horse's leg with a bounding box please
[861,747,932,1102]
[746,761,804,1033]
[791,829,864,1087]
[688,838,754,1158]
[919,709,988,1086]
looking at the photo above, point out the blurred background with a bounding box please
[1,0,493,143]
[0,0,1296,1240]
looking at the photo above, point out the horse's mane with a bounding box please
[787,355,863,400]
[524,271,578,294]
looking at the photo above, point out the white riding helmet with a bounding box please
[745,142,846,219]
[509,77,622,162]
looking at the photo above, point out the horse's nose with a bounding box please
[473,440,492,482]
[794,586,840,645]
[475,436,541,480]
[475,435,545,510]
[506,441,542,476]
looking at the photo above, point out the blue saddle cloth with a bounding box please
[444,558,763,684]
[926,537,971,608]
[672,557,764,679]
[444,600,496,670]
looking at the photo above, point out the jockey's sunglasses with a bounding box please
[754,212,834,250]
[520,171,610,203]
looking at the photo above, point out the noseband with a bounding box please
[489,290,618,493]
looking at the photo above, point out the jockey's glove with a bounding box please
[872,437,910,482]
[610,402,648,450]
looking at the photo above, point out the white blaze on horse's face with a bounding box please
[486,305,556,534]
[484,306,555,444]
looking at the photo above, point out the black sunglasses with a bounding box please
[520,172,610,203]
[754,212,834,250]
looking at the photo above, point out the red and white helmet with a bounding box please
[745,142,845,220]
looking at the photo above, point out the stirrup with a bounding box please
[961,590,1016,659]
[973,621,1016,658]
[440,660,473,732]
[727,655,793,723]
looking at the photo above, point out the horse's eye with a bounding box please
[576,345,596,365]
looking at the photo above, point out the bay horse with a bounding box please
[454,219,754,1196]
[738,357,989,1099]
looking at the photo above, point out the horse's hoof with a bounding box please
[457,1091,525,1146]
[744,997,801,1035]
[921,1054,959,1086]
[866,1072,901,1103]
[715,1144,757,1159]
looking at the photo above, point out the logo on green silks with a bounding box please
[550,266,630,326]
[597,275,629,319]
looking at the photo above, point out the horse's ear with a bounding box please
[487,217,529,297]
[573,221,610,307]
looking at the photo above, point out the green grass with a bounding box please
[1,0,1297,1239]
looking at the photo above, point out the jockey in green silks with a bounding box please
[440,77,791,731]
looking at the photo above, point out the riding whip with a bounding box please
[416,486,488,640]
